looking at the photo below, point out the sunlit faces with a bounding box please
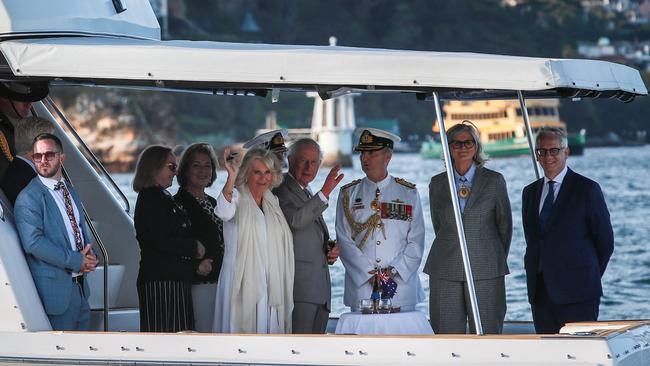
[187,152,213,189]
[289,145,320,187]
[155,153,177,189]
[536,134,569,180]
[360,148,391,182]
[33,138,64,179]
[247,158,273,197]
[449,131,476,166]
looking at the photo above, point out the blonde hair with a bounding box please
[235,147,283,189]
[15,117,53,154]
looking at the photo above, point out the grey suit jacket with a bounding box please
[273,173,331,309]
[14,177,92,315]
[424,166,512,282]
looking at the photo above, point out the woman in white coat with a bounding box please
[212,147,294,334]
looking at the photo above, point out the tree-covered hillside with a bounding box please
[56,0,650,154]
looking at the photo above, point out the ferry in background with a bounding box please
[1,1,648,364]
[421,99,586,159]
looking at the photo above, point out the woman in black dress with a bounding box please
[174,143,225,332]
[133,145,201,332]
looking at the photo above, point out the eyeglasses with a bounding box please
[166,163,177,172]
[449,139,476,149]
[535,147,563,157]
[32,151,60,162]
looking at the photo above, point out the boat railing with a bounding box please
[35,100,115,332]
[42,97,131,214]
[59,167,110,331]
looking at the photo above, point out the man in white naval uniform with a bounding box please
[335,128,425,312]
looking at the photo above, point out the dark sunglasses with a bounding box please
[535,147,563,157]
[166,162,178,172]
[32,151,60,162]
[449,139,476,149]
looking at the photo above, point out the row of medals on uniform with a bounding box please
[358,179,470,314]
[360,188,411,314]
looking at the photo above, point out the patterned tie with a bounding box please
[54,181,83,251]
[539,180,555,232]
[303,187,312,199]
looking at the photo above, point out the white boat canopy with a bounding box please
[0,36,646,101]
[0,0,160,40]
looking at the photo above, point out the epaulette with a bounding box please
[341,179,362,190]
[395,177,416,189]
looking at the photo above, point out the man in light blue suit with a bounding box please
[14,133,98,330]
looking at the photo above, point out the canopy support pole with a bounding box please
[432,92,483,335]
[518,91,541,180]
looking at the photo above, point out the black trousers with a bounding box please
[532,274,599,334]
[137,280,195,332]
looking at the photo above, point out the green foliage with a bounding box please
[152,0,650,141]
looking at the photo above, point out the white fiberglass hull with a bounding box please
[0,321,648,366]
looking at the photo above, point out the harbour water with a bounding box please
[113,145,650,321]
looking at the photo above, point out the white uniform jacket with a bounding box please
[335,175,425,310]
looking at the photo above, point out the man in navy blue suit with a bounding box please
[14,133,98,330]
[522,127,613,334]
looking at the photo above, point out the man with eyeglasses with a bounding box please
[522,127,613,334]
[14,133,98,330]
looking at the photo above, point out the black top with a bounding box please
[0,111,16,180]
[0,157,36,206]
[174,188,224,284]
[134,186,198,283]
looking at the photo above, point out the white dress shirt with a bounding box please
[289,173,328,204]
[538,165,568,213]
[38,176,85,252]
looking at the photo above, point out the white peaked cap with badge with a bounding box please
[353,127,401,151]
[242,129,288,152]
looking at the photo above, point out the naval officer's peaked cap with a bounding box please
[243,129,288,153]
[354,128,401,151]
[0,81,49,103]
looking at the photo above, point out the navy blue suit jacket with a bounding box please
[522,168,613,305]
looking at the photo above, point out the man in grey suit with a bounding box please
[273,138,343,333]
[14,133,98,330]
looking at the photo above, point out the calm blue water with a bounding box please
[113,146,650,321]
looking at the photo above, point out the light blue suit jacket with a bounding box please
[14,177,92,315]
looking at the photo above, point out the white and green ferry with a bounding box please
[421,99,586,159]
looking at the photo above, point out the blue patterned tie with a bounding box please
[539,180,555,232]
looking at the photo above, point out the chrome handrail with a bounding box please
[432,92,484,335]
[42,97,131,213]
[62,167,110,332]
[518,91,541,180]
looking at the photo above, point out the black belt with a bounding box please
[72,275,84,285]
